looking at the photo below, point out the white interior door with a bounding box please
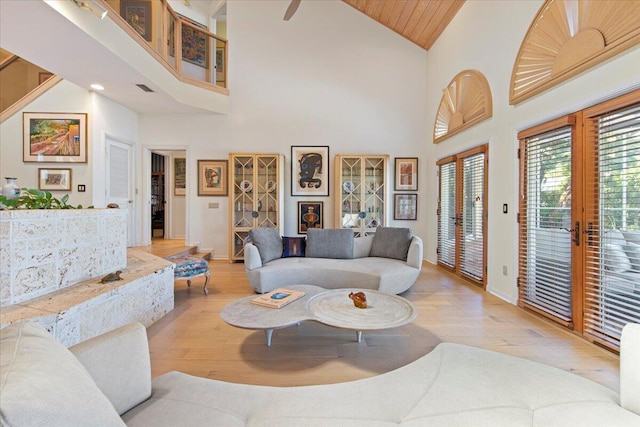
[106,136,135,247]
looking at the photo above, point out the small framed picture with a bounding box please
[174,157,186,196]
[197,159,228,196]
[394,194,417,220]
[38,168,72,191]
[395,157,418,191]
[298,201,324,234]
[291,146,330,196]
[120,1,152,41]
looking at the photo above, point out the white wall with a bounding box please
[0,81,138,230]
[425,0,640,303]
[139,0,429,257]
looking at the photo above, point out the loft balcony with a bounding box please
[0,0,228,115]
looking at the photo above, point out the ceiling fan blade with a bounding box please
[283,0,301,21]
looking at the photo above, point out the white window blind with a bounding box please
[583,102,640,347]
[460,152,485,281]
[438,161,456,268]
[519,126,573,324]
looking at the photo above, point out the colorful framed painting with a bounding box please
[394,194,417,220]
[178,13,208,68]
[395,157,418,191]
[38,168,72,191]
[23,112,87,163]
[174,157,186,196]
[120,1,152,42]
[197,159,228,196]
[291,146,330,196]
[298,201,324,234]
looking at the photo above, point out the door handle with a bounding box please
[562,221,580,246]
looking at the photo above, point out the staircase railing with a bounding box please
[0,53,62,124]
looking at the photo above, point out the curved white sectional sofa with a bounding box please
[244,234,423,294]
[2,321,639,426]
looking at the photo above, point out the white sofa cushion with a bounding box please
[0,322,124,427]
[123,341,639,426]
[605,243,632,273]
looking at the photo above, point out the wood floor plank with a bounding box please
[141,241,621,391]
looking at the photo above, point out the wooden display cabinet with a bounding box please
[334,154,389,237]
[229,153,284,261]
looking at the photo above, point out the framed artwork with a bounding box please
[120,1,152,42]
[394,194,417,220]
[216,47,225,81]
[38,168,71,191]
[298,201,324,234]
[174,157,186,195]
[291,146,330,196]
[395,157,418,191]
[178,13,208,68]
[197,159,228,196]
[23,112,87,163]
[38,72,53,84]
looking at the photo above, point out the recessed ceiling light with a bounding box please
[90,84,104,91]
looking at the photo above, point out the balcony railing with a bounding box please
[102,0,227,94]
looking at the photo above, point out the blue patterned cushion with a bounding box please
[282,237,306,257]
[168,255,209,277]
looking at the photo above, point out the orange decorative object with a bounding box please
[349,291,367,309]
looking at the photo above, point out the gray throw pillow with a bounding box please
[305,228,354,259]
[248,227,282,264]
[370,227,413,261]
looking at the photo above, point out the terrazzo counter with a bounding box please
[0,250,175,346]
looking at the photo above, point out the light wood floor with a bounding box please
[141,239,621,391]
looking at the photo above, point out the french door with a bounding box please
[518,90,640,349]
[437,145,488,287]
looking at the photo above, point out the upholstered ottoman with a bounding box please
[167,255,210,295]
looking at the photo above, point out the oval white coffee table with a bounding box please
[220,285,417,346]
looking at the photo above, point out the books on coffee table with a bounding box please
[251,288,305,309]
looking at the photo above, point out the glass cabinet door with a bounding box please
[340,157,362,231]
[256,155,279,228]
[336,155,388,237]
[229,153,283,261]
[232,155,254,228]
[362,157,386,231]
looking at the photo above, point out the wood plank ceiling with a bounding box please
[343,0,466,50]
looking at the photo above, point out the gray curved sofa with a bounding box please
[244,228,423,294]
[2,321,639,426]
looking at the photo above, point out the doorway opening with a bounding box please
[151,153,166,238]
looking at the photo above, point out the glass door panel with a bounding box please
[520,127,573,323]
[437,161,456,269]
[460,153,485,280]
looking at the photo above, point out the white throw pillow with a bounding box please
[0,322,125,427]
[604,243,632,273]
[625,241,640,271]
